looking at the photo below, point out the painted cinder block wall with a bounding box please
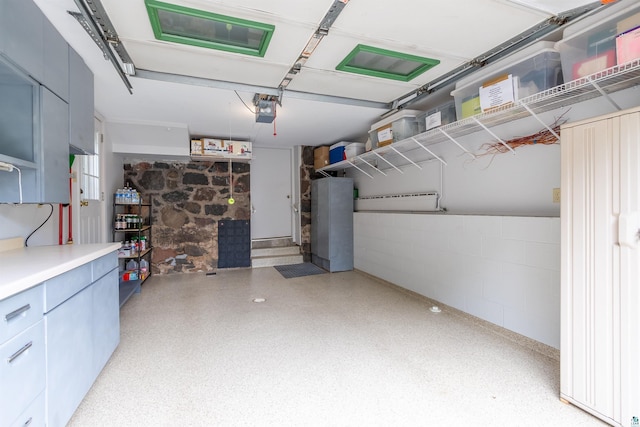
[347,90,639,349]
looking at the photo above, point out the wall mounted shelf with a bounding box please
[318,58,640,177]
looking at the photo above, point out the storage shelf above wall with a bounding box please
[319,59,640,176]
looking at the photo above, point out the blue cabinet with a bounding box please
[44,251,119,426]
[43,19,70,102]
[69,49,95,155]
[0,0,95,202]
[0,284,45,427]
[40,87,70,203]
[0,0,44,82]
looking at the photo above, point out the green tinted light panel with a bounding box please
[145,0,275,57]
[336,45,440,81]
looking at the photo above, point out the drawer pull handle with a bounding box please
[5,304,31,322]
[7,341,32,364]
[23,417,33,426]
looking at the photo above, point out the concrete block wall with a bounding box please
[354,212,560,348]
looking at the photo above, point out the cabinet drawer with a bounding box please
[92,252,118,282]
[43,263,91,313]
[9,390,44,427]
[0,284,43,345]
[0,320,46,426]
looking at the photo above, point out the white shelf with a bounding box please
[319,59,640,175]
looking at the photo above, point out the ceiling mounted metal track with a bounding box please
[278,0,349,91]
[134,69,390,110]
[69,0,135,93]
[388,1,605,115]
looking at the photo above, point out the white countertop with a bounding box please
[0,243,121,301]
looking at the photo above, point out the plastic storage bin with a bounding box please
[451,41,563,119]
[416,101,457,133]
[329,141,348,164]
[368,110,419,149]
[344,142,365,159]
[555,1,640,81]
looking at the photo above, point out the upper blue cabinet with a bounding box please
[43,19,70,102]
[0,0,45,83]
[69,49,95,155]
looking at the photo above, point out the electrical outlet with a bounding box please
[553,188,561,203]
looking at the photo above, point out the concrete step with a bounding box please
[251,253,304,268]
[252,237,293,249]
[251,246,301,258]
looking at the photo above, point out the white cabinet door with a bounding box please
[561,106,640,426]
[45,285,93,427]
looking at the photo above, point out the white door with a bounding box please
[250,147,293,239]
[76,118,104,244]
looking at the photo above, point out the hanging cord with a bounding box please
[228,159,235,205]
[25,203,54,247]
[235,90,255,114]
[273,100,277,136]
[15,166,22,204]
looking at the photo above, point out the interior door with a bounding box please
[76,118,103,244]
[250,147,292,240]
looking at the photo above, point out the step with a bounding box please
[251,254,304,268]
[251,246,301,258]
[252,237,293,249]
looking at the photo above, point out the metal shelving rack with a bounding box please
[318,59,640,177]
[113,195,153,307]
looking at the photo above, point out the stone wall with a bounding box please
[300,147,314,262]
[124,160,250,274]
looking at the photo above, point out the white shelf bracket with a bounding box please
[351,159,379,178]
[520,103,561,141]
[471,117,515,154]
[585,76,622,111]
[373,151,404,173]
[410,137,447,165]
[437,128,476,159]
[390,146,422,170]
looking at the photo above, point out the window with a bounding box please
[336,44,440,82]
[145,0,275,57]
[80,127,100,201]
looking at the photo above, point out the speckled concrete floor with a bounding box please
[69,268,605,426]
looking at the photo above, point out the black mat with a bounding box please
[274,263,327,279]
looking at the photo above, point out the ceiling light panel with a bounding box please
[336,44,440,81]
[144,0,275,57]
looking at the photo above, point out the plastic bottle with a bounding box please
[139,258,149,273]
[126,259,138,271]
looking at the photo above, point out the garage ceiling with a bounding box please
[33,0,606,149]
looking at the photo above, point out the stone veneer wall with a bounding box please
[124,160,250,274]
[300,146,336,262]
[300,146,314,262]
